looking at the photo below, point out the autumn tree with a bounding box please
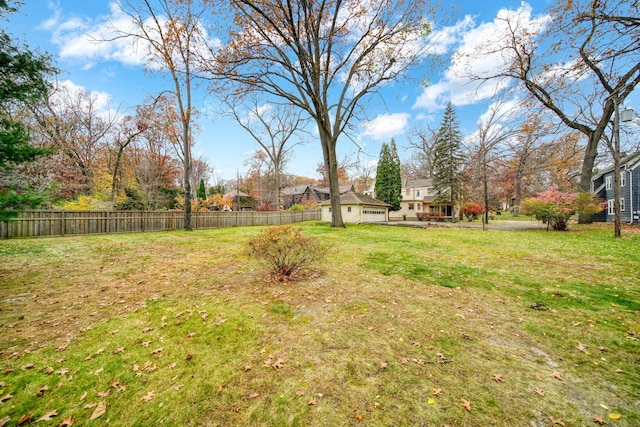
[108,112,148,202]
[226,97,307,209]
[211,0,438,227]
[457,0,640,219]
[115,0,211,230]
[432,102,464,220]
[0,6,57,218]
[468,98,519,224]
[374,140,402,211]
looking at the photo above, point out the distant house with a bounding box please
[320,192,391,223]
[387,178,453,221]
[281,184,355,209]
[223,189,257,211]
[591,151,640,223]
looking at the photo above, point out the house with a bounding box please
[591,151,640,223]
[387,178,453,221]
[281,184,355,209]
[223,189,257,211]
[320,192,391,223]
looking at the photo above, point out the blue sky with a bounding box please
[8,0,635,181]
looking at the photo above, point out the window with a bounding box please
[408,203,414,210]
[608,200,614,215]
[347,206,352,212]
[621,198,625,212]
[621,172,626,187]
[418,203,422,211]
[405,188,410,195]
[416,190,421,197]
[605,175,612,190]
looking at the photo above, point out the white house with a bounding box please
[388,178,453,221]
[320,192,391,223]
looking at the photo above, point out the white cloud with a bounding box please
[43,1,218,71]
[361,113,410,141]
[414,2,549,112]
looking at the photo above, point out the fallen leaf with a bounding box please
[0,416,9,427]
[577,342,588,353]
[35,385,49,397]
[21,364,35,370]
[90,401,106,420]
[185,354,195,360]
[249,392,260,399]
[59,416,74,426]
[354,412,362,420]
[614,369,624,373]
[141,327,153,333]
[174,384,184,391]
[0,394,13,403]
[94,368,103,375]
[307,398,317,405]
[272,359,284,370]
[432,389,442,396]
[79,391,87,401]
[551,372,564,380]
[17,414,33,425]
[112,347,125,354]
[97,390,110,398]
[597,346,609,352]
[57,367,69,375]
[187,333,195,339]
[142,391,155,402]
[461,399,472,411]
[592,416,607,425]
[243,364,251,372]
[534,387,546,396]
[84,402,97,409]
[295,390,305,396]
[427,397,435,405]
[44,367,54,375]
[36,410,57,422]
[608,413,622,420]
[379,362,388,370]
[549,416,566,426]
[492,374,505,383]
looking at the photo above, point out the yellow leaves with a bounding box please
[608,413,622,420]
[427,397,435,405]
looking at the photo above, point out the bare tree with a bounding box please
[406,125,438,179]
[457,0,640,215]
[109,113,148,201]
[210,0,438,227]
[469,98,520,224]
[225,97,307,208]
[114,0,210,229]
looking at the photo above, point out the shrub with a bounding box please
[248,225,329,281]
[520,186,577,231]
[575,192,606,218]
[288,203,305,211]
[256,203,277,212]
[462,202,485,221]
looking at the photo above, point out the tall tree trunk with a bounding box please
[320,131,344,228]
[577,134,599,224]
[111,147,125,202]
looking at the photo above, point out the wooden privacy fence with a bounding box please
[0,210,321,239]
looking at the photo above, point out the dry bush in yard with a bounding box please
[248,225,328,281]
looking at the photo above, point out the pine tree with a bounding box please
[374,140,402,211]
[432,102,465,220]
[197,179,206,200]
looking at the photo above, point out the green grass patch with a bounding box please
[1,223,638,426]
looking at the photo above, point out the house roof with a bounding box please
[281,185,311,196]
[224,189,250,198]
[313,185,354,195]
[591,151,640,179]
[403,178,432,188]
[320,192,391,207]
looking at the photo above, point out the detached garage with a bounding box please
[320,192,391,223]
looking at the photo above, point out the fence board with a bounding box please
[0,210,321,239]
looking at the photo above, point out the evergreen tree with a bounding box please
[0,3,57,220]
[197,179,206,199]
[432,102,465,220]
[374,139,402,211]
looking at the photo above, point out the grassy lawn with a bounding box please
[1,223,639,426]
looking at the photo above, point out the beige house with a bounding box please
[387,178,453,221]
[320,192,391,223]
